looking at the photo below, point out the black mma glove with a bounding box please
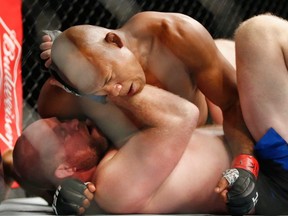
[52,178,88,215]
[223,154,259,215]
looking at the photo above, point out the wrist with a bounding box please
[232,154,259,178]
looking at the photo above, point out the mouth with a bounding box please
[127,83,136,96]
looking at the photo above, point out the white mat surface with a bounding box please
[0,197,53,215]
[0,197,250,216]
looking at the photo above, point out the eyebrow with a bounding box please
[50,69,107,104]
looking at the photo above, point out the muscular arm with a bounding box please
[159,12,254,155]
[127,12,254,156]
[128,15,257,209]
[157,14,258,213]
[38,78,140,147]
[93,85,199,213]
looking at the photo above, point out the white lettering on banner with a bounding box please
[0,18,22,149]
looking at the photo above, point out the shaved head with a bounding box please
[51,25,110,95]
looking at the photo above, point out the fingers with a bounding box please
[39,40,52,68]
[215,177,229,204]
[78,206,86,215]
[215,176,229,193]
[75,185,95,215]
[83,188,94,201]
[220,189,228,203]
[81,197,91,208]
[40,41,53,51]
[39,50,52,68]
[86,182,96,192]
[40,50,51,60]
[83,182,96,201]
[79,183,96,215]
[42,34,52,42]
[45,58,52,68]
[78,195,92,214]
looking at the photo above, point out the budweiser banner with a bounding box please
[0,0,22,152]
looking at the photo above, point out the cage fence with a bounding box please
[22,0,288,127]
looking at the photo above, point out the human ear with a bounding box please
[105,32,123,48]
[54,163,75,179]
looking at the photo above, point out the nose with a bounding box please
[104,83,122,96]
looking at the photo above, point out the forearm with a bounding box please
[222,100,255,158]
[221,102,259,215]
[107,85,198,128]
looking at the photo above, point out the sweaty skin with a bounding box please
[39,12,253,204]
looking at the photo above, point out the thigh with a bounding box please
[235,14,288,142]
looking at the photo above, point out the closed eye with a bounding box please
[104,73,113,86]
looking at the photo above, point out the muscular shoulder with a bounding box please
[125,12,202,35]
[129,11,192,22]
[134,11,197,24]
[128,11,167,22]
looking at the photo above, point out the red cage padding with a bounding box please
[0,0,23,154]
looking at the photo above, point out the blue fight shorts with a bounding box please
[254,128,288,214]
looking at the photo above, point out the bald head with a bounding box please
[13,119,64,189]
[51,25,110,95]
[61,25,108,47]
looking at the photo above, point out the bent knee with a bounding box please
[235,14,287,42]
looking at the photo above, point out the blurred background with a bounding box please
[22,0,288,129]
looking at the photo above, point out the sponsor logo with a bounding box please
[252,191,259,206]
[0,18,22,149]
